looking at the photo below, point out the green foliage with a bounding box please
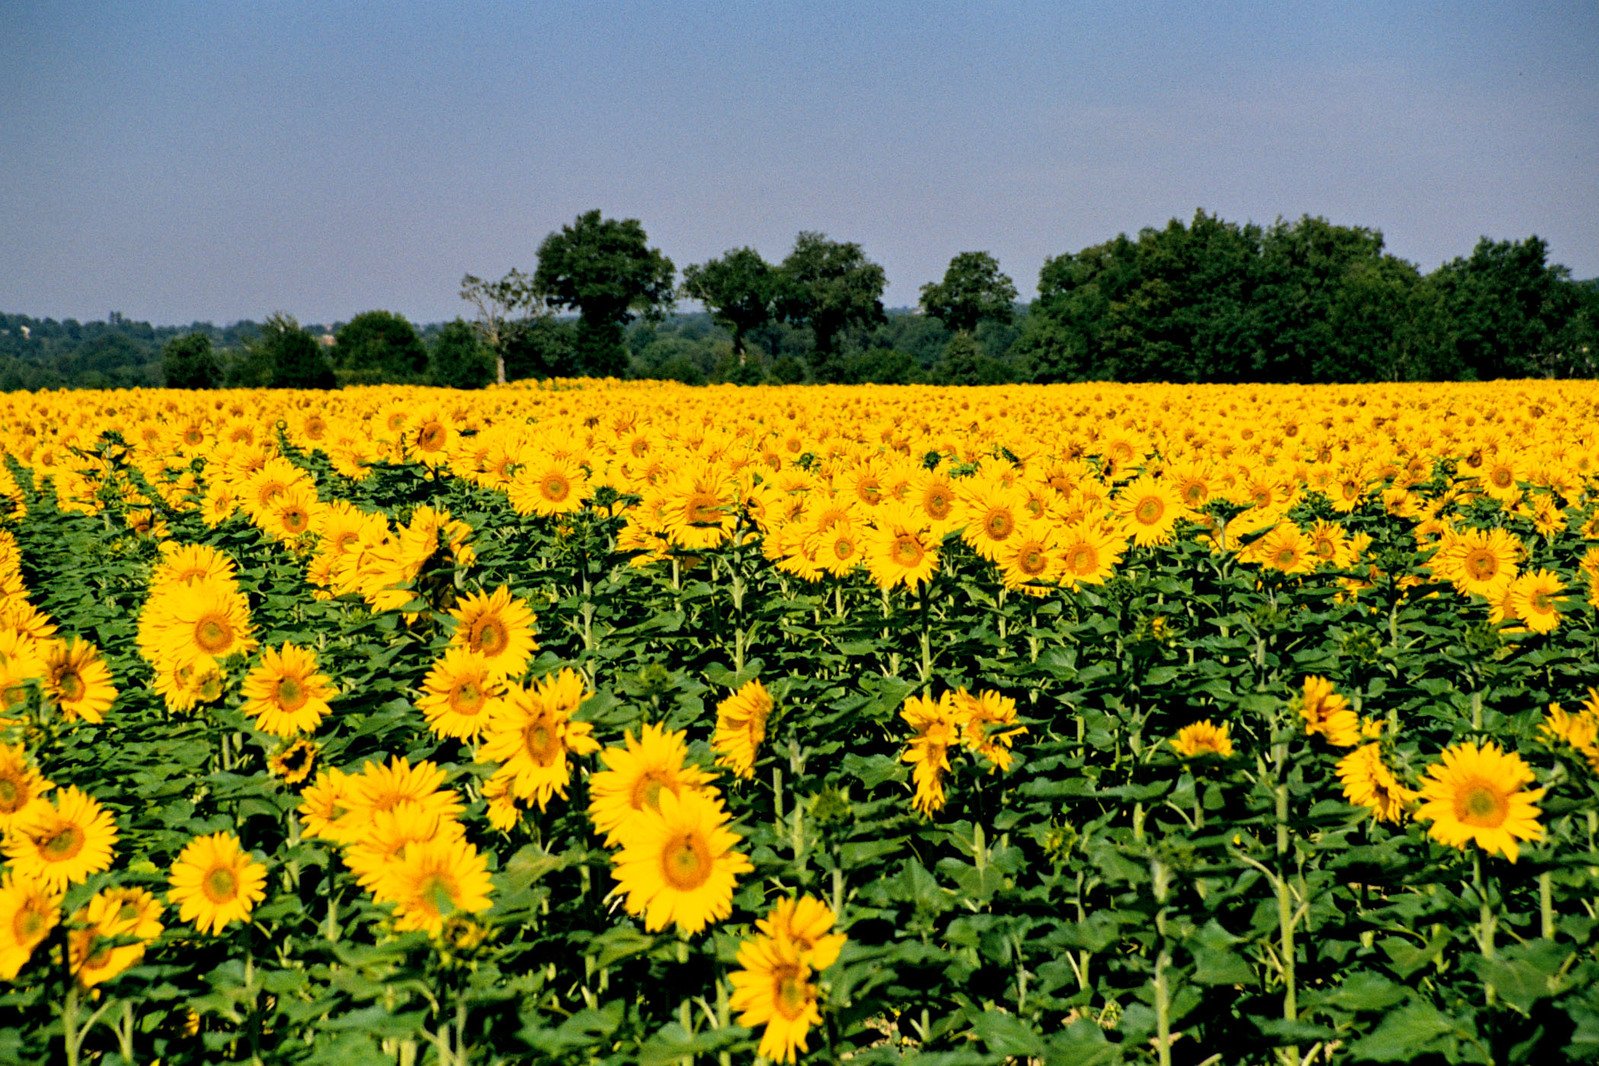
[256,313,335,389]
[161,332,223,389]
[533,210,676,376]
[681,247,777,362]
[920,250,1018,335]
[333,310,428,384]
[775,231,888,382]
[426,319,495,389]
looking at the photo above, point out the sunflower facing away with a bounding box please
[1297,676,1362,747]
[1336,743,1418,824]
[712,679,773,780]
[901,692,961,816]
[1415,740,1545,862]
[167,831,268,934]
[1172,720,1235,760]
[609,786,752,935]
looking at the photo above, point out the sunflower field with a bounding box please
[2,379,1598,1065]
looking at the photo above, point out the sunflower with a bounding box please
[342,757,465,841]
[68,886,164,988]
[994,521,1061,595]
[1336,743,1417,823]
[267,738,320,786]
[1057,520,1126,589]
[1415,741,1545,861]
[418,647,504,741]
[0,743,52,833]
[658,462,740,550]
[507,455,591,517]
[258,483,323,543]
[167,831,268,934]
[911,470,963,536]
[480,669,599,811]
[1251,522,1316,575]
[728,933,825,1064]
[754,895,847,966]
[960,481,1025,561]
[139,575,257,670]
[40,637,118,723]
[342,801,466,893]
[609,786,752,935]
[951,688,1026,772]
[1172,720,1235,759]
[900,692,960,816]
[448,586,538,681]
[712,679,773,780]
[1297,676,1362,747]
[152,542,238,587]
[1114,476,1186,548]
[0,872,60,981]
[862,504,939,591]
[1431,527,1523,600]
[297,767,357,843]
[240,643,335,736]
[588,722,716,845]
[372,836,494,936]
[3,786,119,890]
[1506,568,1565,634]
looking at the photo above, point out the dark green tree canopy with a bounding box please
[427,319,496,389]
[775,232,887,381]
[161,332,222,389]
[256,313,334,389]
[920,251,1018,335]
[333,310,428,382]
[681,247,776,360]
[533,210,675,377]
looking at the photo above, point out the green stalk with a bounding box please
[1151,855,1172,1066]
[1474,850,1497,1007]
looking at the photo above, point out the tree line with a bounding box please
[3,208,1594,391]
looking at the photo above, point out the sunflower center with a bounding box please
[41,825,85,862]
[924,489,952,519]
[774,965,811,1020]
[542,475,570,502]
[275,676,308,712]
[832,536,856,561]
[1275,546,1300,567]
[56,669,86,702]
[1490,467,1514,488]
[194,615,235,655]
[1134,497,1164,525]
[472,619,506,656]
[1455,780,1509,828]
[629,769,672,812]
[659,830,713,891]
[521,719,563,765]
[451,679,486,716]
[1181,482,1206,506]
[0,777,20,810]
[890,535,924,569]
[685,493,722,527]
[282,507,309,533]
[418,423,447,451]
[1530,590,1554,613]
[203,866,238,903]
[983,509,1014,539]
[1462,550,1499,582]
[14,902,48,942]
[1017,545,1048,576]
[1066,545,1098,574]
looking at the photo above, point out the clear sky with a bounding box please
[3,1,1595,326]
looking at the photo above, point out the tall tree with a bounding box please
[427,319,496,389]
[920,251,1017,336]
[775,232,887,382]
[1422,236,1578,379]
[681,248,775,364]
[256,313,334,389]
[533,210,676,377]
[460,268,539,384]
[161,332,223,389]
[333,310,428,383]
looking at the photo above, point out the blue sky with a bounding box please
[2,1,1595,326]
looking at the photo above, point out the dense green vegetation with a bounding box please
[4,211,1595,391]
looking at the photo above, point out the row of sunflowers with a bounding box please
[1,379,1597,1063]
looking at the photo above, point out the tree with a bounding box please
[1421,236,1578,379]
[333,310,428,384]
[920,251,1017,336]
[774,232,887,382]
[161,332,223,388]
[533,210,676,377]
[460,268,539,384]
[254,313,334,389]
[681,248,776,364]
[427,319,496,389]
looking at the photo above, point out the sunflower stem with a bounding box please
[1540,869,1555,940]
[1474,849,1497,1007]
[1151,854,1172,1066]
